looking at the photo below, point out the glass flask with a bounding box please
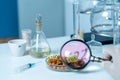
[91,0,117,37]
[29,14,51,58]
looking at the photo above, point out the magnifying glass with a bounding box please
[60,39,112,70]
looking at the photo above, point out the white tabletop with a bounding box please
[0,36,114,80]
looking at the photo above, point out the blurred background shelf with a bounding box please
[0,37,18,43]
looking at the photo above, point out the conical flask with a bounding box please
[29,14,51,58]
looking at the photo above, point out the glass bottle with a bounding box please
[29,14,51,58]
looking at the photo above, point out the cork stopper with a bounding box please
[36,14,42,31]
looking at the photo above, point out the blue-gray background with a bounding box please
[0,0,119,38]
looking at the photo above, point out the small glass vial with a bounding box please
[29,14,51,58]
[21,29,32,50]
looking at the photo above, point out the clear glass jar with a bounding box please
[29,14,51,58]
[90,0,118,37]
[78,0,105,14]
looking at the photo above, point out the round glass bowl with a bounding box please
[46,54,70,71]
[91,2,119,37]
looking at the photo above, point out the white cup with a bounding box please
[8,39,27,57]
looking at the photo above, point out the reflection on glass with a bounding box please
[78,0,103,14]
[60,40,111,70]
[91,1,115,37]
[61,40,91,69]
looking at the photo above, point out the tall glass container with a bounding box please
[29,14,51,58]
[113,3,120,46]
[71,0,84,40]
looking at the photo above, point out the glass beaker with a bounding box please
[90,0,118,37]
[71,0,84,40]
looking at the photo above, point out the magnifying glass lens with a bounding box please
[60,40,91,69]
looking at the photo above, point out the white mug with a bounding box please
[8,39,27,57]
